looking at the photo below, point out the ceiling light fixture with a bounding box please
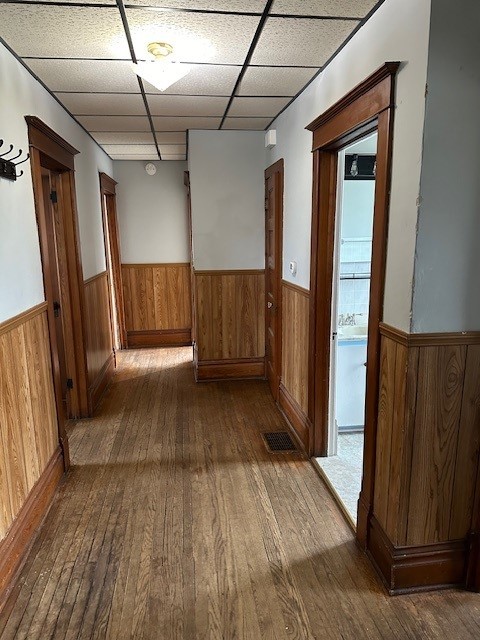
[131,42,192,92]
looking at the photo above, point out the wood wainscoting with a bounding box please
[368,323,480,593]
[122,263,192,348]
[84,272,115,412]
[0,304,65,609]
[194,270,265,381]
[279,281,310,452]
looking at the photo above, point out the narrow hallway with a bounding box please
[1,348,479,639]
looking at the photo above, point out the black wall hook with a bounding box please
[0,140,29,181]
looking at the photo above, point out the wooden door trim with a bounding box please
[306,62,400,547]
[265,158,284,401]
[26,117,90,448]
[99,172,127,349]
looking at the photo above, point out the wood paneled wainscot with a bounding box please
[84,272,115,412]
[122,263,192,348]
[194,270,265,380]
[280,281,310,452]
[368,323,480,593]
[0,304,64,609]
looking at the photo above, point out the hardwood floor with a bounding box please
[1,347,479,639]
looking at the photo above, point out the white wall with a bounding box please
[0,42,112,323]
[113,160,189,264]
[412,0,480,332]
[188,130,265,270]
[266,0,431,332]
[341,181,375,240]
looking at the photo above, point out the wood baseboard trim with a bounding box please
[127,329,192,348]
[278,383,310,453]
[196,357,265,381]
[89,351,115,413]
[368,515,467,594]
[0,446,64,613]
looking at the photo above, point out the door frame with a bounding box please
[264,158,284,401]
[306,63,399,546]
[99,172,127,349]
[26,117,90,468]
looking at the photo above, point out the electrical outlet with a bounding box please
[289,261,297,276]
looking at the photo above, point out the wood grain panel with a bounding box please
[407,345,467,545]
[281,282,309,415]
[0,306,59,542]
[122,264,192,334]
[194,271,265,362]
[370,325,480,591]
[373,337,397,530]
[84,272,114,405]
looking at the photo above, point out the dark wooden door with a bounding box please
[265,160,283,401]
[41,169,70,420]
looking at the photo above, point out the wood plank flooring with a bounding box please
[1,347,479,639]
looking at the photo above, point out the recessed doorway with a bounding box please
[316,133,377,524]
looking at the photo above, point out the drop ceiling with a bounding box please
[0,0,383,161]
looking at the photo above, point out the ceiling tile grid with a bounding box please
[272,0,379,18]
[57,93,146,116]
[250,17,360,67]
[0,1,382,160]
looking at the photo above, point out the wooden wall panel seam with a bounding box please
[194,272,265,362]
[0,303,47,337]
[380,322,480,346]
[83,272,114,406]
[122,264,192,333]
[84,271,107,286]
[0,309,59,542]
[370,323,480,591]
[281,280,310,297]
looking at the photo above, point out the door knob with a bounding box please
[267,301,273,308]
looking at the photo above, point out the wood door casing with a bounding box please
[265,159,284,401]
[41,170,71,420]
[306,63,400,544]
[99,172,127,350]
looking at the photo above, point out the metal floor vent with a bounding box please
[263,431,297,452]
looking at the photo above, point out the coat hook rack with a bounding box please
[0,139,30,181]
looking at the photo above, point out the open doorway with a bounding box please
[99,173,127,351]
[306,63,399,545]
[316,133,377,523]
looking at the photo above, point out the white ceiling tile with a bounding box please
[77,116,152,131]
[29,0,116,3]
[26,60,140,93]
[111,154,159,160]
[147,95,228,116]
[126,9,261,65]
[143,64,239,95]
[228,97,291,117]
[102,144,158,155]
[154,132,187,144]
[92,132,156,144]
[272,0,379,18]
[159,145,187,155]
[251,17,359,66]
[222,117,271,130]
[152,116,221,130]
[0,6,129,58]
[238,66,318,96]
[127,0,263,10]
[56,93,145,116]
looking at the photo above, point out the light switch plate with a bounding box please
[289,261,297,276]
